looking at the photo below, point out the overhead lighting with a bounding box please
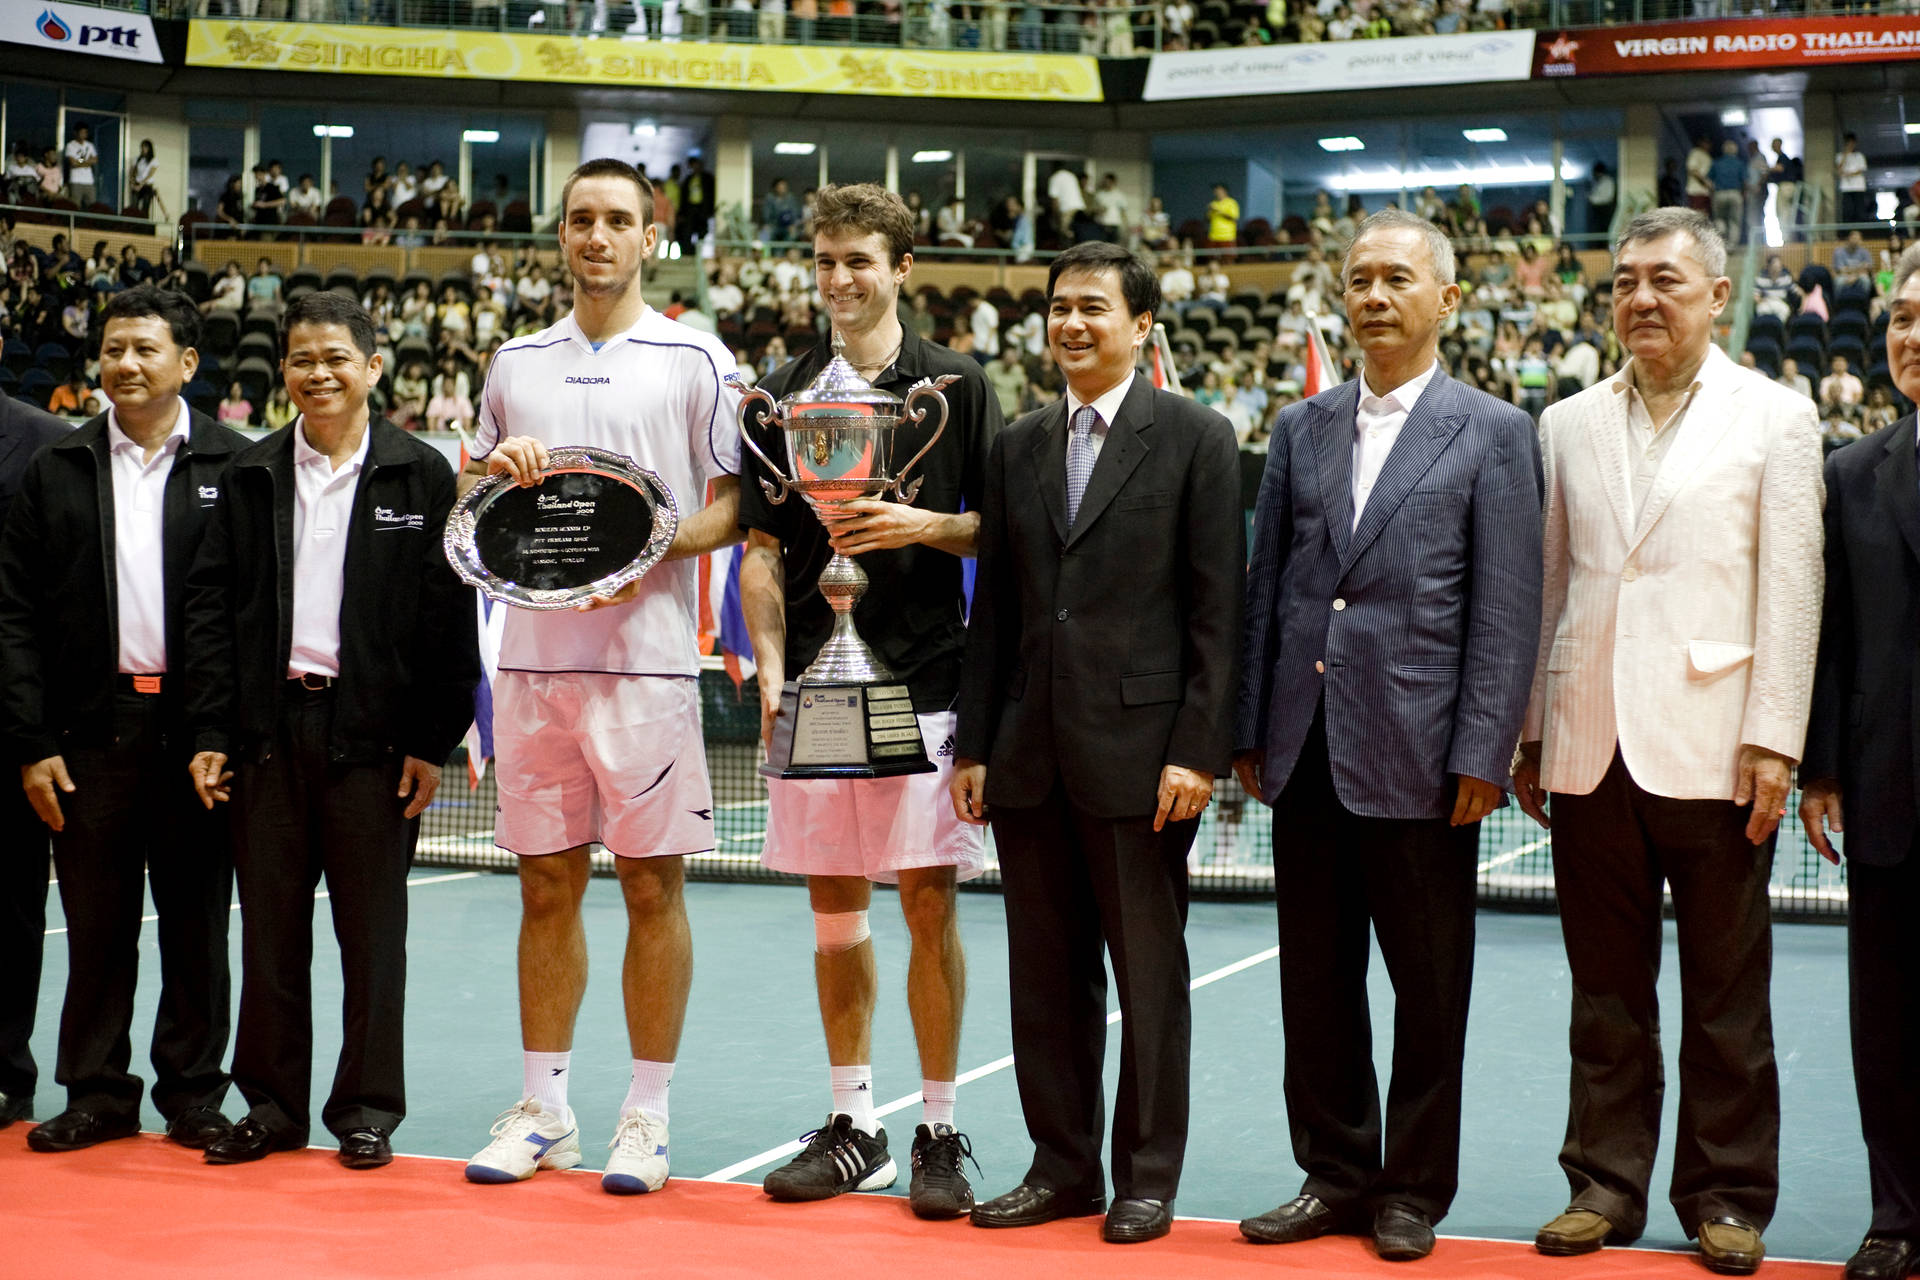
[1720,107,1749,126]
[1318,136,1364,152]
[774,141,817,156]
[463,129,500,144]
[1325,161,1584,193]
[911,149,953,163]
[631,121,658,137]
[1462,127,1507,143]
[311,125,354,138]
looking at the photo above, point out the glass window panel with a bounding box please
[62,110,120,211]
[470,116,545,215]
[5,83,60,177]
[187,124,246,219]
[258,105,324,204]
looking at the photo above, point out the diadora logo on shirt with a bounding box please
[373,506,424,530]
[566,376,612,386]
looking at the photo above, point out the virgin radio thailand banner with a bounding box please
[1537,15,1920,77]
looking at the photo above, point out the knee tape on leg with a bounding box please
[814,909,871,955]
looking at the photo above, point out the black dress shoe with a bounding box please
[1241,1193,1346,1244]
[1104,1198,1173,1244]
[165,1106,232,1150]
[1846,1236,1920,1280]
[969,1182,1106,1228]
[1373,1203,1436,1262]
[337,1128,393,1170]
[0,1091,32,1128]
[204,1116,306,1165]
[25,1108,139,1152]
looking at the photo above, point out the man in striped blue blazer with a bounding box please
[1233,209,1543,1262]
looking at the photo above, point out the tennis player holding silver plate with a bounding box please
[444,444,679,610]
[739,334,957,778]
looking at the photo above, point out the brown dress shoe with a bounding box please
[1698,1216,1766,1276]
[1536,1209,1619,1256]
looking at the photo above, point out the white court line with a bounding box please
[1478,836,1549,874]
[42,871,482,937]
[696,943,1282,1184]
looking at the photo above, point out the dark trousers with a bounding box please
[1270,708,1480,1223]
[230,687,414,1141]
[0,781,51,1100]
[1550,750,1779,1237]
[50,693,232,1121]
[1849,850,1920,1239]
[991,781,1197,1202]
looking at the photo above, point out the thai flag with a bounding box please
[717,543,755,686]
[1303,318,1339,399]
[465,593,506,789]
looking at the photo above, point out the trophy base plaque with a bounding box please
[761,681,937,780]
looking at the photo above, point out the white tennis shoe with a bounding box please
[464,1098,584,1184]
[602,1107,670,1194]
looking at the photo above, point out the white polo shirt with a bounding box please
[477,306,743,677]
[288,419,370,678]
[106,401,189,675]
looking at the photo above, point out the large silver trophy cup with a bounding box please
[739,336,957,779]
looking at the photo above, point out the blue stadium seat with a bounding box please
[1786,335,1826,370]
[17,369,56,408]
[1748,314,1785,348]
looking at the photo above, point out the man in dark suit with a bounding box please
[952,241,1243,1245]
[1233,209,1543,1262]
[0,286,244,1153]
[184,291,479,1170]
[1800,242,1920,1280]
[0,395,69,1128]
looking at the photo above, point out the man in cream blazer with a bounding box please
[1514,208,1824,1277]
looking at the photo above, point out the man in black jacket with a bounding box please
[0,395,73,1129]
[184,291,479,1170]
[1800,244,1920,1280]
[0,286,242,1153]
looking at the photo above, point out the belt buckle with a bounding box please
[299,673,330,691]
[132,674,162,694]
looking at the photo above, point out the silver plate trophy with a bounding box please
[445,445,679,611]
[739,334,957,778]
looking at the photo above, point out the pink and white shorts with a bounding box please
[492,671,715,859]
[761,711,986,885]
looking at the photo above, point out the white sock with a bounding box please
[622,1058,674,1123]
[921,1079,956,1130]
[829,1064,879,1135]
[524,1050,571,1114]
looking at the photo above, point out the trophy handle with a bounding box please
[893,374,959,504]
[737,386,792,505]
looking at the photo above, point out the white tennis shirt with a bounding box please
[477,306,743,677]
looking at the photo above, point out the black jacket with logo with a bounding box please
[183,417,480,766]
[0,406,247,765]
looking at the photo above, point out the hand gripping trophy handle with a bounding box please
[736,386,791,506]
[891,374,959,504]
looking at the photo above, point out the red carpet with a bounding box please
[3,1132,1840,1279]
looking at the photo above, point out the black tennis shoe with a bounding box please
[763,1113,897,1201]
[908,1123,977,1219]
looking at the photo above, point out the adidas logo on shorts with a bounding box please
[937,735,955,758]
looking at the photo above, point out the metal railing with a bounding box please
[159,0,1163,55]
[134,0,1920,57]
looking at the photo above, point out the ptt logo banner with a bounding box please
[183,20,1103,101]
[1,0,163,62]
